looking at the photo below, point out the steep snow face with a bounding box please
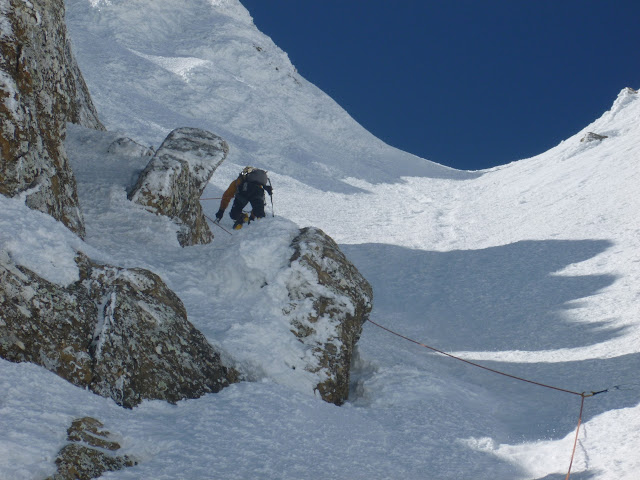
[292,88,640,361]
[64,0,474,191]
[1,1,637,479]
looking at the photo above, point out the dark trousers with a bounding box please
[229,183,265,220]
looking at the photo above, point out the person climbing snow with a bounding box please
[215,166,273,230]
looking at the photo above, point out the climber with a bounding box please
[215,166,273,230]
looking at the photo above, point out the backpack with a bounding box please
[241,167,269,186]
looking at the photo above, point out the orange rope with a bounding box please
[565,394,586,480]
[364,318,609,480]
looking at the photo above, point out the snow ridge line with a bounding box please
[365,318,613,480]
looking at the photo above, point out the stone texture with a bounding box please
[66,417,122,451]
[580,132,609,143]
[0,0,104,238]
[128,127,228,246]
[0,251,97,387]
[46,417,136,480]
[80,255,238,408]
[287,227,373,405]
[0,251,237,408]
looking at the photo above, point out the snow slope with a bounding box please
[1,0,638,478]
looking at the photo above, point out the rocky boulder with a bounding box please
[80,255,238,408]
[128,127,228,246]
[0,251,237,408]
[286,227,373,405]
[0,251,97,386]
[580,132,609,143]
[0,0,104,238]
[47,417,136,480]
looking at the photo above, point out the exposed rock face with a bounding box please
[0,0,104,237]
[580,132,609,143]
[46,417,136,480]
[0,251,97,386]
[287,227,373,405]
[128,127,228,246]
[81,256,238,408]
[0,251,237,408]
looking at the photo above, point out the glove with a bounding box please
[264,185,273,196]
[215,209,224,221]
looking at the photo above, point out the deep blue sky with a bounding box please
[240,0,639,171]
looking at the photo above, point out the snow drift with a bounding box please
[0,0,639,478]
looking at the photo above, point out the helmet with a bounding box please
[241,166,255,176]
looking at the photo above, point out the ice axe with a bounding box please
[268,178,274,217]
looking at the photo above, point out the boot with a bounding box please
[233,213,250,230]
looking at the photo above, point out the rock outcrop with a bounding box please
[80,255,238,407]
[0,251,237,408]
[128,127,228,246]
[0,251,97,386]
[580,132,609,143]
[0,0,104,238]
[286,227,373,405]
[47,417,136,480]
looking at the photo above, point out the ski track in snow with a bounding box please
[1,0,639,478]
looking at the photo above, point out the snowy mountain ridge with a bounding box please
[65,0,474,192]
[1,0,639,478]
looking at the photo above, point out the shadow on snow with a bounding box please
[342,239,623,353]
[342,239,639,477]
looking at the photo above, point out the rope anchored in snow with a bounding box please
[204,213,233,235]
[365,318,614,480]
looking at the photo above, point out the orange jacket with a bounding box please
[218,176,243,212]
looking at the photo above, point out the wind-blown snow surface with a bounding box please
[0,0,638,478]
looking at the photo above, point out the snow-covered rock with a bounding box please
[47,417,136,480]
[0,251,237,408]
[80,254,238,407]
[580,132,608,143]
[0,250,97,385]
[0,0,103,238]
[287,227,373,405]
[128,127,228,246]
